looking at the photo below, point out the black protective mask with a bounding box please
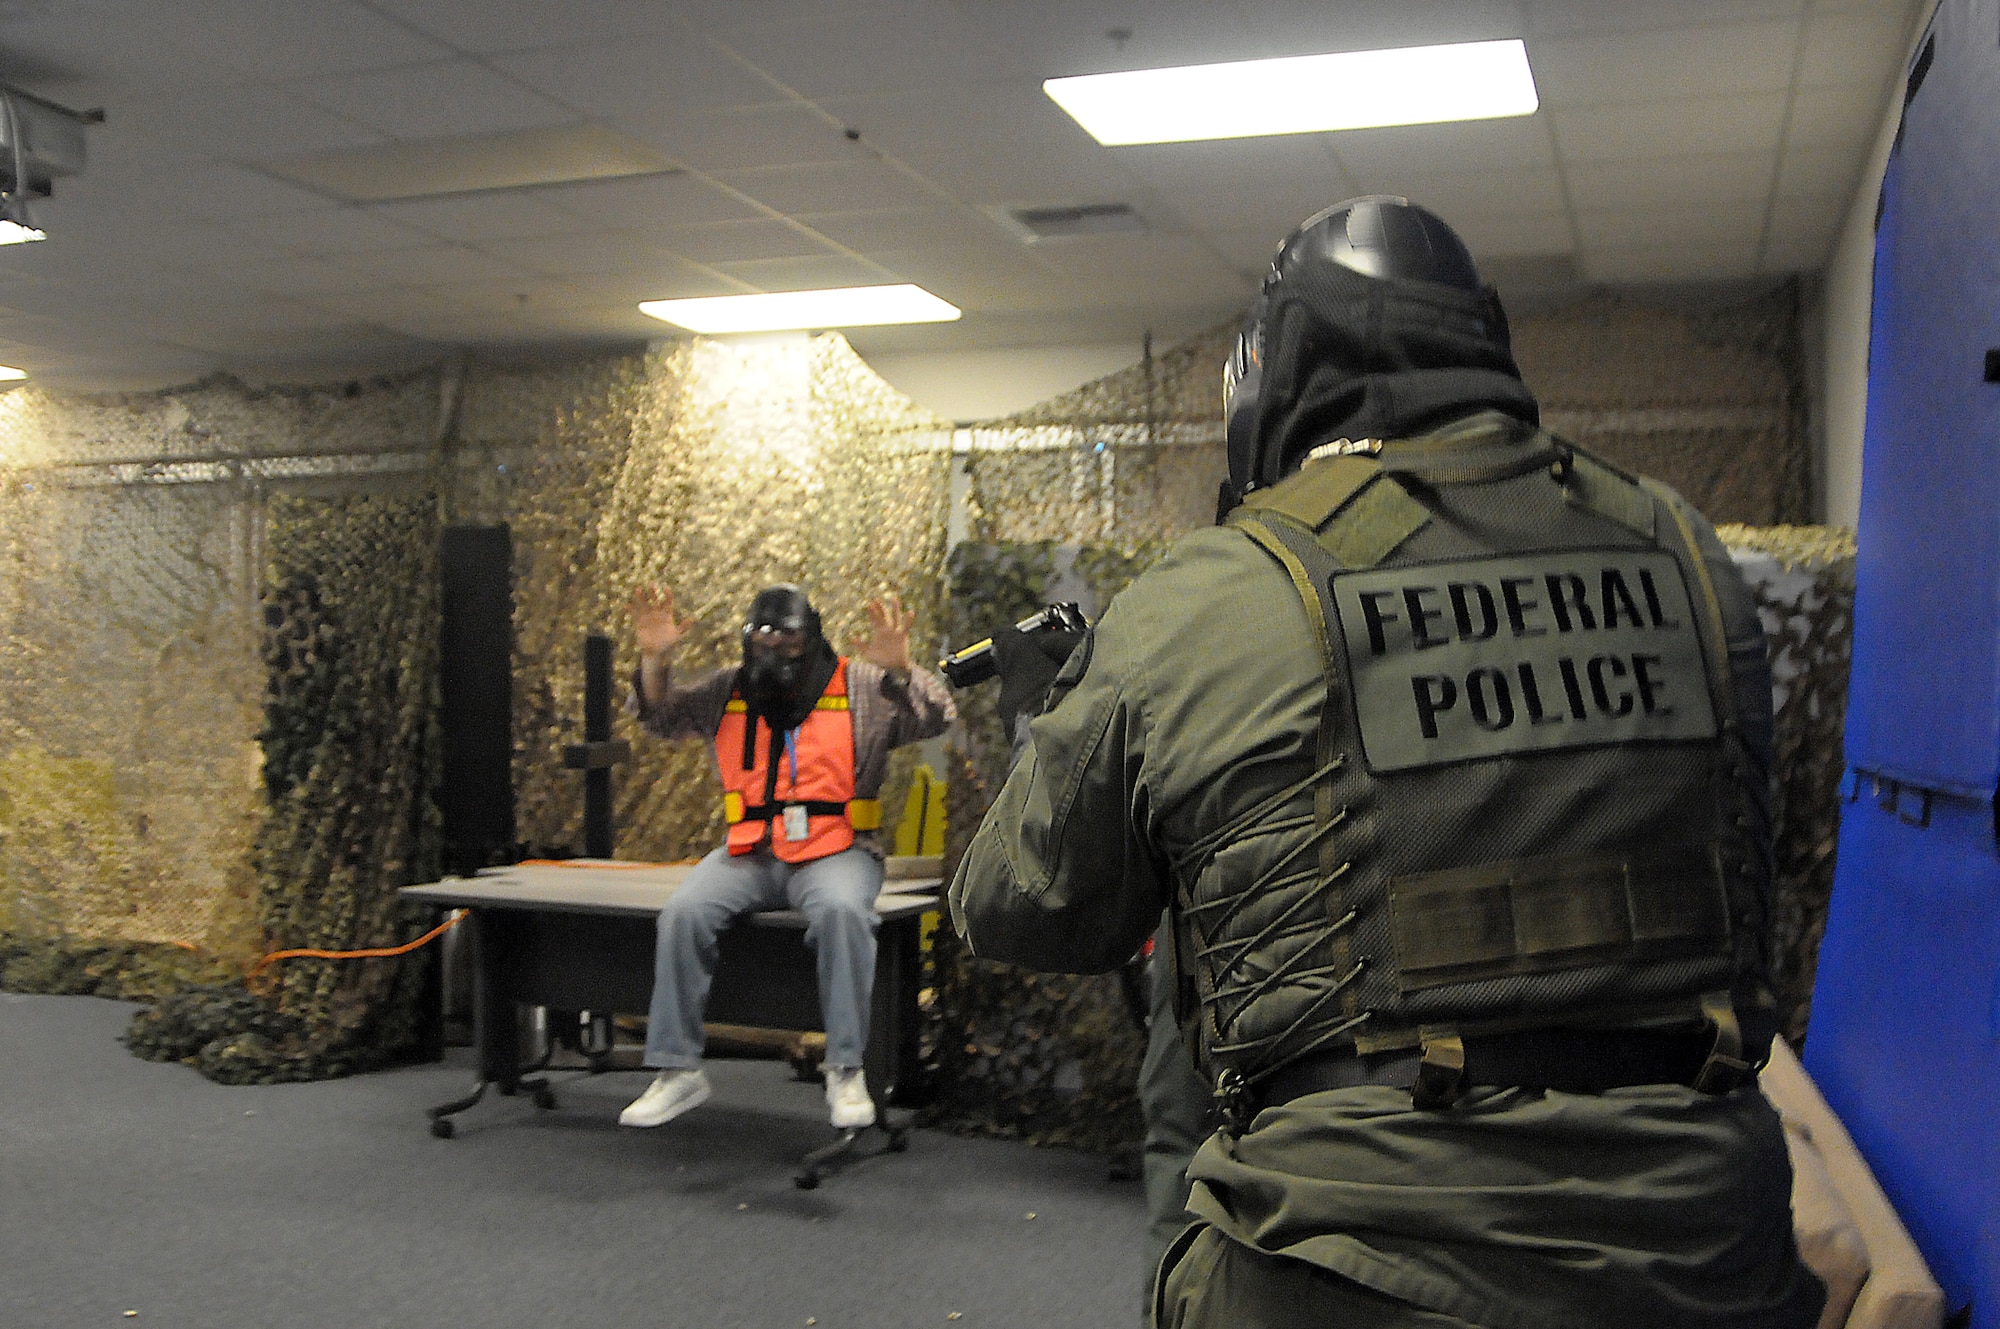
[1221,198,1540,506]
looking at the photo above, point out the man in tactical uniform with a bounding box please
[950,198,1824,1328]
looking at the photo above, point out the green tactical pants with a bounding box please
[1154,1223,1485,1329]
[1139,916,1216,1312]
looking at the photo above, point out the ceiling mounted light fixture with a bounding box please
[0,365,27,380]
[639,284,961,334]
[1044,39,1539,145]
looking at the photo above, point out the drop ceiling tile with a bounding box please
[1564,152,1776,210]
[1451,211,1574,255]
[370,193,585,243]
[1574,201,1766,250]
[1551,93,1788,161]
[789,208,978,255]
[1798,8,1919,88]
[1164,182,1360,236]
[1115,138,1358,231]
[225,255,388,299]
[1327,114,1556,177]
[144,166,336,223]
[651,105,876,174]
[660,218,844,265]
[866,240,1081,312]
[286,59,581,140]
[676,0,935,30]
[705,254,898,292]
[476,231,698,281]
[713,6,1017,99]
[174,0,454,81]
[959,0,1282,80]
[714,162,943,216]
[1527,0,1805,40]
[1232,0,1527,53]
[1787,81,1893,148]
[1204,228,1288,274]
[823,83,1105,169]
[1774,146,1867,201]
[118,85,386,160]
[542,173,763,229]
[336,244,537,288]
[232,207,440,257]
[1579,240,1760,283]
[487,39,785,122]
[0,7,242,102]
[1528,20,1798,108]
[1344,166,1566,219]
[363,0,693,53]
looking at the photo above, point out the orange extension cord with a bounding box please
[242,860,700,977]
[246,909,466,980]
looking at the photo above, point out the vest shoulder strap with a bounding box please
[1235,454,1431,571]
[1559,444,1657,539]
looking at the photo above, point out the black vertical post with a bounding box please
[582,633,614,859]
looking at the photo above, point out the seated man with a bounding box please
[619,583,954,1130]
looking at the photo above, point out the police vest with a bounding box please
[1196,417,1770,1105]
[714,658,882,863]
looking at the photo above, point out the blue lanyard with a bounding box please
[783,728,799,787]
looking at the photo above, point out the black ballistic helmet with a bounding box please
[742,583,820,645]
[1222,195,1528,512]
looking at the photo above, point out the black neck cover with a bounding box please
[1243,261,1540,493]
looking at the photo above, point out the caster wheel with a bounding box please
[430,1118,455,1139]
[794,1171,820,1190]
[533,1088,557,1111]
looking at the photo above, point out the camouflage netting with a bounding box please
[1716,524,1859,1046]
[3,286,1850,1118]
[132,492,450,1083]
[1,337,958,1083]
[457,337,954,865]
[0,373,438,1009]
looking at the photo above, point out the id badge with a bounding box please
[782,804,810,842]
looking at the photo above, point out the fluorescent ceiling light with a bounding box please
[639,284,961,334]
[1044,39,1539,146]
[0,365,25,380]
[0,220,46,245]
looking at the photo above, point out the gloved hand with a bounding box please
[992,627,1086,733]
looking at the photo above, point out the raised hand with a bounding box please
[852,594,914,672]
[629,583,691,658]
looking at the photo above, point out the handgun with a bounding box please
[937,602,1090,688]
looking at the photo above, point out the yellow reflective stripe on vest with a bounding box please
[724,699,747,713]
[817,695,848,710]
[846,797,881,830]
[723,790,745,823]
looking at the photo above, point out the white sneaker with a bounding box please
[619,1069,711,1128]
[825,1065,876,1129]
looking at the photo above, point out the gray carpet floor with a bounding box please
[0,993,1147,1329]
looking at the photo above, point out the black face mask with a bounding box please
[744,649,807,713]
[740,635,838,739]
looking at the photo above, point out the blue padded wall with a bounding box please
[1843,1,2000,797]
[1810,3,2000,1324]
[1808,792,1999,1323]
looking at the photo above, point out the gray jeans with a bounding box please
[643,844,883,1070]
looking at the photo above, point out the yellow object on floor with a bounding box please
[893,763,947,857]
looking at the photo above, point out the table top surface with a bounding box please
[400,859,940,924]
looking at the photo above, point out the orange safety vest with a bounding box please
[713,658,882,862]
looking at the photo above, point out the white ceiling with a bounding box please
[0,0,1927,391]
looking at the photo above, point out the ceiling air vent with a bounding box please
[999,201,1147,242]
